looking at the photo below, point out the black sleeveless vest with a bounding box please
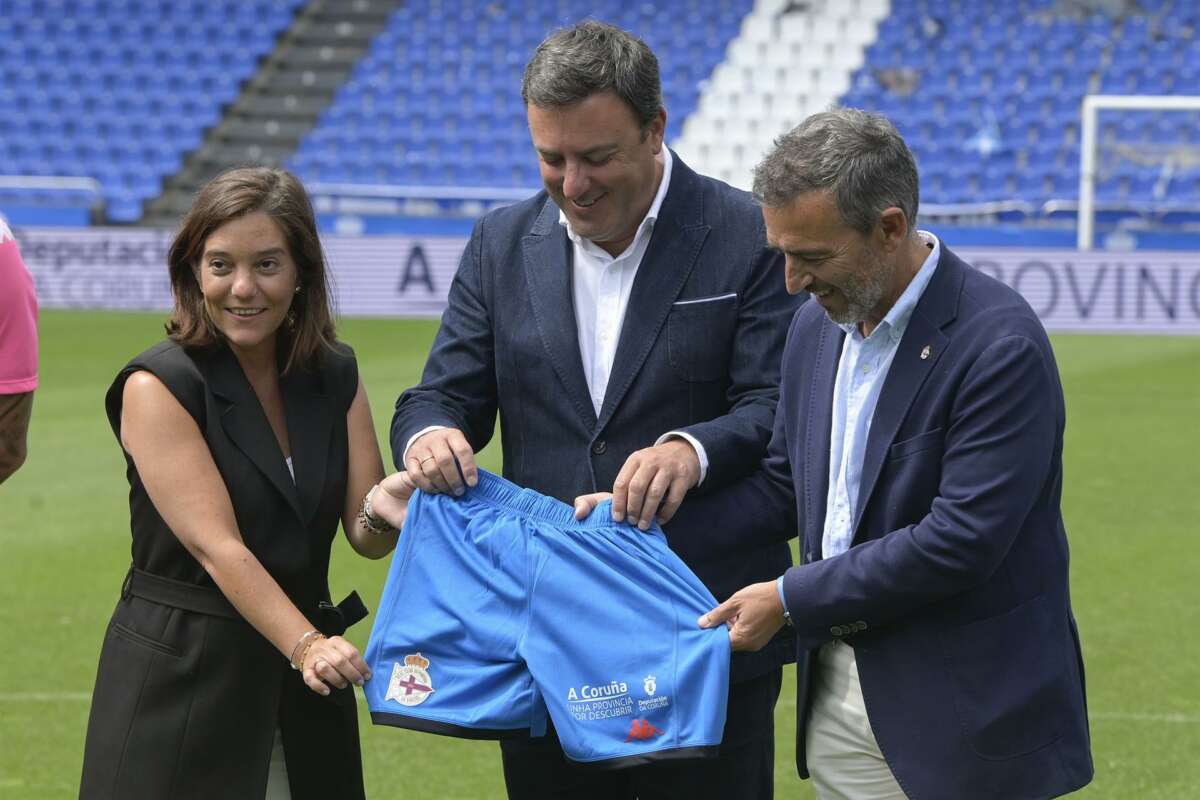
[80,339,366,799]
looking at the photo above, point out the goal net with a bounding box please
[1078,94,1200,249]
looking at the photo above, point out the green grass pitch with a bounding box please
[1,311,1197,798]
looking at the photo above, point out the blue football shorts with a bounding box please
[363,469,730,767]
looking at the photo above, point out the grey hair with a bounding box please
[521,20,663,129]
[752,108,920,236]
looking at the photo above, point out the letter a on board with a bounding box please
[399,244,435,294]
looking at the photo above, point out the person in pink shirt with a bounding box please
[0,217,38,483]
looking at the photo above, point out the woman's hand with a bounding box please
[573,491,613,520]
[301,635,372,696]
[370,471,418,531]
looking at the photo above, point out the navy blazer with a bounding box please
[669,246,1093,799]
[392,154,802,680]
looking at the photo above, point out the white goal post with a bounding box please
[1078,94,1200,250]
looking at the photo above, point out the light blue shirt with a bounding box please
[777,233,941,615]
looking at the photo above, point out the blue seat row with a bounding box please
[0,0,304,222]
[6,0,1196,221]
[286,0,752,189]
[848,1,1200,207]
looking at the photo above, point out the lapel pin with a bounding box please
[920,345,932,360]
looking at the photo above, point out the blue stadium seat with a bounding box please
[0,0,306,221]
[837,2,1194,208]
[287,0,752,189]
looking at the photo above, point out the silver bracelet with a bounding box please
[358,484,395,535]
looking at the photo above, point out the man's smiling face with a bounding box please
[527,90,665,257]
[763,190,898,328]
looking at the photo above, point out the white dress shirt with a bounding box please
[558,148,709,483]
[563,147,672,417]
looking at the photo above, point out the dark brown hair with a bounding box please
[166,167,336,373]
[522,20,662,130]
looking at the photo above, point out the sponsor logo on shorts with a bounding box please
[385,653,435,706]
[566,680,628,701]
[625,718,665,742]
[639,673,670,713]
[566,678,634,722]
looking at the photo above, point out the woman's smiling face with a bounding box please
[196,210,299,357]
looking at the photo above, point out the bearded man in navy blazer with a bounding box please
[579,109,1094,798]
[391,20,802,800]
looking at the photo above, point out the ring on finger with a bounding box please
[419,455,435,465]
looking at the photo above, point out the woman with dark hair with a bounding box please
[80,167,414,799]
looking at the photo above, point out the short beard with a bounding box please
[825,248,894,327]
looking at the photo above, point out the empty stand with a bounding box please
[0,0,305,223]
[840,0,1200,213]
[3,0,1196,228]
[142,0,403,227]
[287,0,754,190]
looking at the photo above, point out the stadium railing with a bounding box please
[307,182,541,220]
[0,175,105,226]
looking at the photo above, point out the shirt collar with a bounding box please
[558,147,674,255]
[841,230,941,342]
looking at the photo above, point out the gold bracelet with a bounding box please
[297,635,325,672]
[289,629,322,670]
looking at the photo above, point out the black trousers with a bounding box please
[500,668,782,800]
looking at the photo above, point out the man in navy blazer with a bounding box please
[581,109,1094,798]
[391,21,801,800]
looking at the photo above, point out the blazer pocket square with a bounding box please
[672,292,738,307]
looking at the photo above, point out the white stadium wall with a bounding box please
[16,228,1200,334]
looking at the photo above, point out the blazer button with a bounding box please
[592,440,607,455]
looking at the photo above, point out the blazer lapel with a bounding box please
[281,364,332,525]
[598,158,709,430]
[522,198,597,430]
[206,346,305,522]
[852,251,963,537]
[803,321,844,562]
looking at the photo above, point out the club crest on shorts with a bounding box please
[643,674,656,696]
[385,653,435,706]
